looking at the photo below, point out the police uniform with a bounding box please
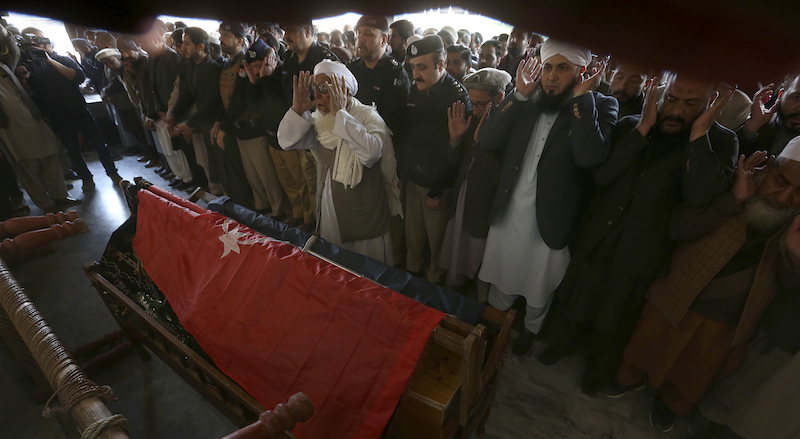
[347,53,409,135]
[397,35,472,283]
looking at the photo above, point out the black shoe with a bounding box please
[538,347,568,366]
[110,152,123,161]
[168,179,182,187]
[163,172,175,180]
[511,329,537,355]
[174,180,195,190]
[82,178,95,191]
[649,397,675,433]
[605,380,646,398]
[66,183,74,190]
[137,156,150,163]
[580,375,604,396]
[144,159,159,168]
[64,171,80,181]
[155,165,167,174]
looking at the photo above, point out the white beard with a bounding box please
[741,197,800,231]
[312,110,336,135]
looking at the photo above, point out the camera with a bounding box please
[16,33,51,63]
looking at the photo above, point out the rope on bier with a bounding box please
[0,258,129,439]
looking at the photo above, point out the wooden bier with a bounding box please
[84,260,514,438]
[0,258,128,439]
[84,184,515,437]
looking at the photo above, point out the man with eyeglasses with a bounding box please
[439,68,511,299]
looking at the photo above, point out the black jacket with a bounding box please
[396,72,472,197]
[479,90,618,250]
[348,53,410,135]
[146,47,181,120]
[172,55,222,132]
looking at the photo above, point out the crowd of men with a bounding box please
[1,14,799,439]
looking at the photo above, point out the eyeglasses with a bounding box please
[472,100,491,110]
[311,82,330,95]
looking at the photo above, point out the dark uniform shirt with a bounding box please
[24,52,87,118]
[146,47,181,120]
[280,42,338,106]
[347,53,410,135]
[397,72,471,197]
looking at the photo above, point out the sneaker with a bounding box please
[605,380,646,398]
[649,397,675,433]
[511,329,537,355]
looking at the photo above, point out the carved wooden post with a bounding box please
[221,392,314,439]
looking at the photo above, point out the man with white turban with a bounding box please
[540,72,739,397]
[477,38,618,356]
[277,60,402,263]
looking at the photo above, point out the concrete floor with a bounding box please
[0,151,710,439]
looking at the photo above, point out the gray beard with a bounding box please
[741,197,800,232]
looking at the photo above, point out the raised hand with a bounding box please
[574,58,607,96]
[447,101,472,144]
[733,151,772,204]
[261,51,277,78]
[515,57,542,98]
[743,83,777,133]
[636,76,659,136]
[329,74,348,114]
[690,84,736,142]
[291,71,315,115]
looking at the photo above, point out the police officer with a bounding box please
[397,35,471,284]
[347,15,410,135]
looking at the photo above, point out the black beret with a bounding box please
[406,35,444,59]
[245,39,268,63]
[220,22,246,38]
[355,15,389,33]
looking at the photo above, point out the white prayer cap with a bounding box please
[539,39,592,67]
[313,59,358,96]
[95,48,120,61]
[406,34,423,47]
[779,135,800,162]
[208,32,221,45]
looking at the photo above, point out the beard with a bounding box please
[507,44,524,58]
[540,77,579,113]
[312,109,336,134]
[741,196,800,232]
[777,104,800,131]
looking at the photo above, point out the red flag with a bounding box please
[132,188,445,438]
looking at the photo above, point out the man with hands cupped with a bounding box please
[277,61,402,263]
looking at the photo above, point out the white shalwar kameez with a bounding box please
[478,111,571,333]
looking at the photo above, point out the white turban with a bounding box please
[539,39,592,67]
[95,48,121,61]
[313,59,358,96]
[779,135,800,162]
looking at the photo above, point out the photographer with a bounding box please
[0,19,78,212]
[16,27,121,190]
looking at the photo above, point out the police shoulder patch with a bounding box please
[238,68,247,78]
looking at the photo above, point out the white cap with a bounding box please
[95,48,120,61]
[779,135,800,162]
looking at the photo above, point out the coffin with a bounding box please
[83,179,514,438]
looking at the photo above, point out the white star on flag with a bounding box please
[218,219,277,258]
